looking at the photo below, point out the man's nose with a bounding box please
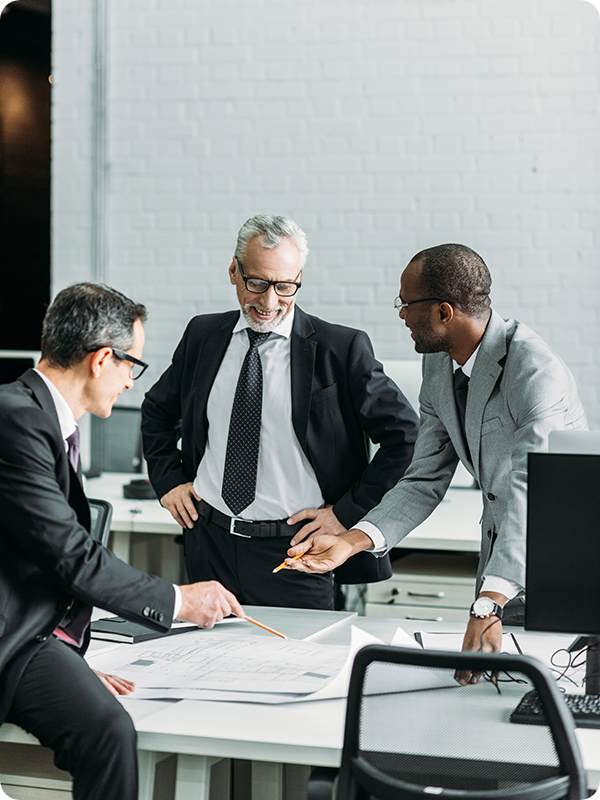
[263,285,278,307]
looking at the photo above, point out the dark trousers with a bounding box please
[6,636,138,800]
[184,517,335,609]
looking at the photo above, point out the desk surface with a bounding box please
[85,472,483,552]
[123,616,599,787]
[2,614,599,796]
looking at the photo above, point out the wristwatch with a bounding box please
[470,596,504,620]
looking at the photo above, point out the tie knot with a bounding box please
[454,367,469,391]
[246,329,272,348]
[66,428,80,450]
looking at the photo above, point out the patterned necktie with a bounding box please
[453,367,470,435]
[221,329,272,516]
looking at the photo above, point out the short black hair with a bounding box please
[41,283,147,368]
[411,243,492,319]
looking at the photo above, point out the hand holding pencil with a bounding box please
[274,530,373,575]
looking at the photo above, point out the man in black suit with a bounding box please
[142,215,419,609]
[0,283,243,800]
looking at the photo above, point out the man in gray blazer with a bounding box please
[284,243,587,672]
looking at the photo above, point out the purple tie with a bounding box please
[66,428,80,474]
[55,426,89,646]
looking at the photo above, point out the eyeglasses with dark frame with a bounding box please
[393,296,443,312]
[85,346,149,380]
[235,256,302,298]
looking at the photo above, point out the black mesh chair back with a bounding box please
[334,645,586,800]
[87,498,113,547]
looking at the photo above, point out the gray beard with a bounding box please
[242,303,287,332]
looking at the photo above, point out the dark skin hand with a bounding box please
[455,592,507,686]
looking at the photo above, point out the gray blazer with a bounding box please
[363,310,587,591]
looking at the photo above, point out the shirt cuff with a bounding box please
[172,584,182,621]
[353,521,387,555]
[480,575,521,601]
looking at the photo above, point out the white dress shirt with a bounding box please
[194,307,325,520]
[354,346,520,601]
[34,369,182,618]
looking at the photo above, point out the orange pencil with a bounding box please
[272,552,303,574]
[243,615,287,639]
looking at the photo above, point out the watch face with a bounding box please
[473,597,495,616]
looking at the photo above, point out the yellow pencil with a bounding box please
[243,615,287,639]
[272,552,303,573]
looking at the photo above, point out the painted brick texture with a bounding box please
[52,0,600,424]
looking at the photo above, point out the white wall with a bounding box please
[52,0,600,424]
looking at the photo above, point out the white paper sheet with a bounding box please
[118,625,385,703]
[88,630,349,694]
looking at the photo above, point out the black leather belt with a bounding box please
[197,499,307,539]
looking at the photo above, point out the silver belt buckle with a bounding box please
[230,517,252,538]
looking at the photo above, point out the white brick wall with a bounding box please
[52,0,600,425]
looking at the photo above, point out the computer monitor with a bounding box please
[0,350,40,384]
[88,406,144,476]
[526,434,600,694]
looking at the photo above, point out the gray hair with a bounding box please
[412,243,492,319]
[41,282,148,368]
[235,215,309,268]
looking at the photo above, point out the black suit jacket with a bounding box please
[0,370,175,723]
[142,307,420,583]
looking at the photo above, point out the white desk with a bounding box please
[2,615,600,799]
[128,618,600,799]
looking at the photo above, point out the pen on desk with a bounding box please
[272,553,303,573]
[243,616,287,639]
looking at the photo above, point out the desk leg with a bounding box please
[111,530,131,563]
[138,750,159,800]
[174,754,224,800]
[251,761,283,800]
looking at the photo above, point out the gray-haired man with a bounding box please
[142,214,420,609]
[0,283,243,800]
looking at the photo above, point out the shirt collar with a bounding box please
[233,306,295,340]
[452,344,480,379]
[34,369,78,442]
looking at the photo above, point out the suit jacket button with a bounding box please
[143,607,151,617]
[157,613,164,623]
[487,493,495,501]
[36,635,47,642]
[487,530,493,539]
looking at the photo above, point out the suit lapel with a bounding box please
[465,311,507,480]
[19,370,91,529]
[192,312,238,462]
[290,307,316,454]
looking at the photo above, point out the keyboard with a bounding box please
[511,690,600,729]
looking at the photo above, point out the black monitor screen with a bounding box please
[526,452,600,636]
[0,356,36,385]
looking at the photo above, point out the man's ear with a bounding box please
[88,347,113,378]
[439,301,455,324]
[228,258,237,285]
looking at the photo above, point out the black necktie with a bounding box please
[221,329,271,516]
[453,367,469,435]
[66,428,81,480]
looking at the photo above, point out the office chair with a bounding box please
[309,645,586,800]
[87,498,113,547]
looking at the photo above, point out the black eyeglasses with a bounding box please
[85,346,149,380]
[235,256,302,297]
[393,296,442,312]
